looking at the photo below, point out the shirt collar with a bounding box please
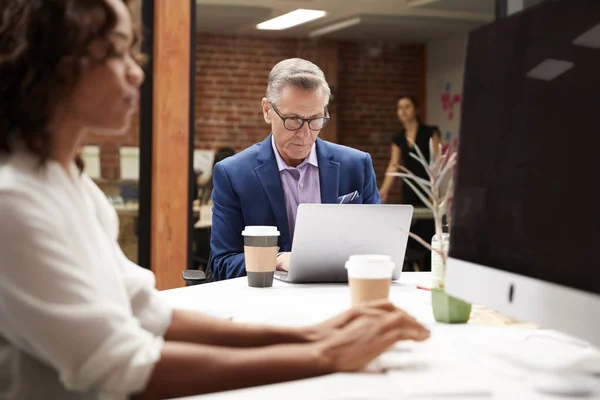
[271,134,318,171]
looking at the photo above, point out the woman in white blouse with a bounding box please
[0,0,429,398]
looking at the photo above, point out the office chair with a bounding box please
[181,269,206,285]
[182,250,217,285]
[182,226,211,286]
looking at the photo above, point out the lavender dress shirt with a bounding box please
[271,136,321,241]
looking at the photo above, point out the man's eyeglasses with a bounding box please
[270,102,330,131]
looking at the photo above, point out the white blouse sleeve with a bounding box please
[0,191,163,396]
[82,175,173,336]
[116,248,173,336]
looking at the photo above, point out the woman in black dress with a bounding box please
[379,96,440,270]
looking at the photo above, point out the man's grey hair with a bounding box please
[266,58,331,107]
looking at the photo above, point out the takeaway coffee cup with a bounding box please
[242,226,280,288]
[345,255,395,306]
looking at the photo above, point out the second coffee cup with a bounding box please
[345,254,395,306]
[242,226,280,288]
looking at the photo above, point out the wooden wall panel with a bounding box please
[151,0,190,290]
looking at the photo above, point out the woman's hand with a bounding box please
[379,143,401,204]
[137,302,428,398]
[303,300,427,342]
[314,304,430,372]
[379,188,389,203]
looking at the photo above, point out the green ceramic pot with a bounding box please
[431,288,472,323]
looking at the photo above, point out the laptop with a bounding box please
[274,204,413,283]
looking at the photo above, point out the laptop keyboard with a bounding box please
[274,271,289,281]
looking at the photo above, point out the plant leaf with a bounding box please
[387,165,420,182]
[387,172,430,187]
[432,143,446,177]
[387,173,434,197]
[409,152,434,180]
[444,175,454,202]
[411,231,446,273]
[411,140,428,166]
[409,141,434,179]
[430,147,449,198]
[396,166,433,187]
[432,156,457,194]
[402,178,434,210]
[386,165,433,188]
[403,230,446,270]
[440,152,457,175]
[439,176,454,210]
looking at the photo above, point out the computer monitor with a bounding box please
[445,0,600,348]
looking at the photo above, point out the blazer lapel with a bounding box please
[255,134,291,249]
[316,138,340,204]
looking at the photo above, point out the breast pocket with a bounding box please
[337,190,361,204]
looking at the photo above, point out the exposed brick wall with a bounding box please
[87,34,426,203]
[194,35,321,151]
[338,42,425,202]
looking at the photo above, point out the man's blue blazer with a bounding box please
[209,134,381,280]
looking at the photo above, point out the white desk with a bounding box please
[160,273,600,399]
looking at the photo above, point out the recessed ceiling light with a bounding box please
[256,9,327,31]
[309,17,361,38]
[573,23,600,49]
[406,0,439,7]
[526,59,574,81]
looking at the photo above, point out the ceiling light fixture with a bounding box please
[573,23,600,49]
[309,17,361,38]
[256,9,327,31]
[406,0,441,7]
[526,59,574,81]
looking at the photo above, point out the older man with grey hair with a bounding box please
[209,58,381,281]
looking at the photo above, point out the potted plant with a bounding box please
[386,141,471,323]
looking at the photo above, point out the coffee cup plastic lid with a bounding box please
[242,226,280,237]
[345,254,395,279]
[348,254,392,262]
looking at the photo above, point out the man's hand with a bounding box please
[276,252,291,272]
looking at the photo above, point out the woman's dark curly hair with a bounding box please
[0,0,141,169]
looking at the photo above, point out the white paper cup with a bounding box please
[345,255,395,305]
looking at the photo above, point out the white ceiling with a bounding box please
[196,0,495,43]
